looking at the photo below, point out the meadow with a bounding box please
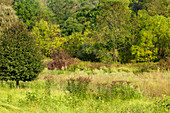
[0,62,169,113]
[1,0,169,113]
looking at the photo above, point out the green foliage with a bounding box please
[62,17,84,35]
[13,0,54,29]
[96,81,142,100]
[47,0,99,25]
[0,23,44,86]
[64,30,90,57]
[91,0,132,62]
[5,0,169,64]
[131,34,158,62]
[0,4,18,33]
[136,0,169,17]
[77,43,100,62]
[132,11,170,62]
[66,77,91,98]
[130,0,169,17]
[154,95,170,112]
[32,19,65,56]
[47,0,77,25]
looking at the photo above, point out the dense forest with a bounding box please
[0,0,169,63]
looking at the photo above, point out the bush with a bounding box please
[78,43,100,62]
[0,23,44,87]
[158,58,170,70]
[47,49,77,70]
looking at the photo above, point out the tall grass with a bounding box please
[0,63,169,112]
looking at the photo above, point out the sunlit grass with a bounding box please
[0,63,169,113]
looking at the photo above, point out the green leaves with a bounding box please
[32,19,65,56]
[0,23,44,86]
[91,0,132,62]
[132,11,170,62]
[13,0,54,29]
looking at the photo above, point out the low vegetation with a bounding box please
[0,62,169,112]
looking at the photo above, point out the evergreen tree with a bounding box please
[0,23,44,87]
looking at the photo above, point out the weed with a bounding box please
[96,81,142,100]
[66,77,91,98]
[25,91,39,102]
[7,95,12,104]
[154,95,170,112]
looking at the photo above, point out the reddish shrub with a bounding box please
[47,49,77,70]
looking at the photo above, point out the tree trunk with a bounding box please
[113,48,117,62]
[16,80,19,88]
[1,80,3,87]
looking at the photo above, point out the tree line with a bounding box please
[0,0,169,86]
[1,0,169,63]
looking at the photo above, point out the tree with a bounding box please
[130,0,169,17]
[132,10,170,62]
[47,0,99,25]
[63,30,90,57]
[32,19,65,56]
[62,17,84,35]
[13,0,54,29]
[0,3,18,34]
[0,23,44,87]
[92,0,132,62]
[47,0,77,25]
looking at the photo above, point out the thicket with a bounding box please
[0,23,44,87]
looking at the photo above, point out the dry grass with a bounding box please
[39,66,170,98]
[137,72,169,97]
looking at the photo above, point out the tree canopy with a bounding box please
[0,0,169,65]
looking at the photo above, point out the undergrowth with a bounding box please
[0,63,169,113]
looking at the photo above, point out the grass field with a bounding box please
[0,63,169,113]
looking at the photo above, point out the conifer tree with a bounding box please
[0,23,44,87]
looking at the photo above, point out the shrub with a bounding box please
[158,58,170,70]
[47,49,77,70]
[0,23,44,87]
[78,43,100,62]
